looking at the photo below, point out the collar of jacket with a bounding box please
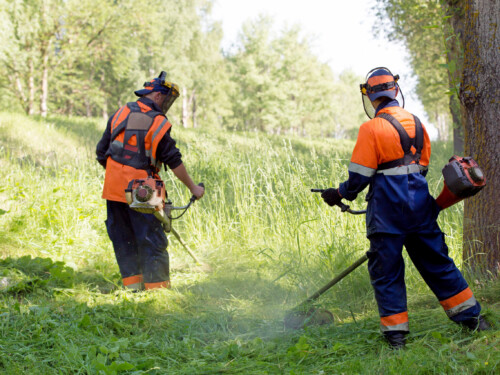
[375,99,399,115]
[138,96,163,113]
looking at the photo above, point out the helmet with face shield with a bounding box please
[359,67,405,119]
[134,71,180,115]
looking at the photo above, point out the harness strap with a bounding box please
[107,101,164,173]
[376,113,423,171]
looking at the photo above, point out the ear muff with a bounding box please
[360,83,368,96]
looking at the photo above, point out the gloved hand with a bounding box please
[321,188,342,207]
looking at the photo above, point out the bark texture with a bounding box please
[458,0,500,275]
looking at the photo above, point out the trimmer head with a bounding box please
[284,307,334,330]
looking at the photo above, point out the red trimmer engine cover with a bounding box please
[435,156,486,210]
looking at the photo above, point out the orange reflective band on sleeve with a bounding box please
[439,287,473,310]
[380,311,408,327]
[122,274,143,286]
[145,280,171,290]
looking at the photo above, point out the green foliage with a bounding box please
[0,1,365,139]
[225,15,364,137]
[374,0,455,141]
[0,113,498,373]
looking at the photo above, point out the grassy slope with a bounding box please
[0,112,498,374]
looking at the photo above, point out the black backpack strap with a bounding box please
[413,115,423,164]
[377,113,413,170]
[377,113,412,153]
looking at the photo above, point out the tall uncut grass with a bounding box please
[0,112,497,374]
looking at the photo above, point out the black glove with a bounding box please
[321,188,342,207]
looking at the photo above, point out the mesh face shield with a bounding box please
[157,71,180,115]
[360,67,405,119]
[161,87,179,115]
[361,93,376,119]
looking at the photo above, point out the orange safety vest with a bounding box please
[102,101,171,203]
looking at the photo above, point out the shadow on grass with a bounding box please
[0,255,118,295]
[1,254,498,374]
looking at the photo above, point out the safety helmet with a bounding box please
[134,71,180,115]
[360,67,404,119]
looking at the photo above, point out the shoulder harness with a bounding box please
[106,102,164,172]
[376,112,424,170]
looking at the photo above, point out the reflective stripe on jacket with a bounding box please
[102,101,172,203]
[339,101,440,235]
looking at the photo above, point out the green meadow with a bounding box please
[0,112,498,374]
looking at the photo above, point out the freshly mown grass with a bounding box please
[0,111,498,374]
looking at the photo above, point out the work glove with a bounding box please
[321,188,342,207]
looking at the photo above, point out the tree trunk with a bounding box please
[40,42,49,118]
[182,87,196,128]
[451,94,464,155]
[444,1,465,154]
[13,72,28,114]
[435,111,449,141]
[192,91,197,128]
[182,86,189,128]
[458,0,500,276]
[28,57,35,116]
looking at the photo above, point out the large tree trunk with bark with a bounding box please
[456,0,499,276]
[443,1,465,154]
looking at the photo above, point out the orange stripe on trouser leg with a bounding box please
[381,311,408,327]
[122,275,143,286]
[145,280,171,290]
[123,275,144,290]
[439,287,473,310]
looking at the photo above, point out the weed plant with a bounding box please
[0,112,498,374]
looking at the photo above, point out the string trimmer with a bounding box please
[284,155,488,329]
[125,177,209,269]
[283,189,367,330]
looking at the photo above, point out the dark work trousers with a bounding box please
[367,231,481,331]
[105,200,169,288]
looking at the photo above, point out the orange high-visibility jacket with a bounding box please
[339,101,440,235]
[102,101,171,203]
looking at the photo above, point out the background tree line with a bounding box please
[0,0,365,138]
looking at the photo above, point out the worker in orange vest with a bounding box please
[321,67,488,348]
[96,71,204,291]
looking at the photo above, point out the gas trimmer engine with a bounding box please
[125,177,166,214]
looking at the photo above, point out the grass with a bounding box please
[0,111,498,374]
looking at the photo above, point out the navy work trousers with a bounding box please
[367,231,481,330]
[105,200,169,288]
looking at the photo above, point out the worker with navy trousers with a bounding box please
[321,67,487,348]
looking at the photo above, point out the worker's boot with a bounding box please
[384,331,407,349]
[461,315,490,332]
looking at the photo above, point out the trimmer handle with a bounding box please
[190,182,205,203]
[311,188,366,215]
